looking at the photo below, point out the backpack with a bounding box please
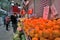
[5,16,10,24]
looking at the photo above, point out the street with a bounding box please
[0,17,13,40]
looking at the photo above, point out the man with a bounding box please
[10,13,18,33]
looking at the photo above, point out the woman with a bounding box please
[5,16,10,31]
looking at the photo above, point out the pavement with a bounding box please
[0,17,13,40]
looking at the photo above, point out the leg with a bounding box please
[13,24,17,33]
[13,24,16,33]
[15,24,17,32]
[4,19,5,26]
[6,24,8,31]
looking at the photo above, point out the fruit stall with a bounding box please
[13,6,60,40]
[23,18,60,40]
[12,7,60,40]
[13,17,60,40]
[13,0,60,40]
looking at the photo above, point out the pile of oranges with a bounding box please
[23,18,60,40]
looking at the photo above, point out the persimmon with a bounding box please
[29,29,35,37]
[52,30,60,38]
[55,38,60,40]
[40,37,48,40]
[38,30,42,36]
[32,37,38,40]
[53,25,60,30]
[57,19,60,25]
[23,18,60,40]
[47,28,53,33]
[34,34,39,38]
[35,26,40,31]
[40,25,45,29]
[42,29,50,38]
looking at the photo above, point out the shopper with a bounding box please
[10,13,18,33]
[5,16,10,31]
[3,15,6,26]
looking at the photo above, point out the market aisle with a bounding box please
[0,23,13,40]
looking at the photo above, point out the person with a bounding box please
[3,15,6,26]
[5,16,10,31]
[10,13,18,33]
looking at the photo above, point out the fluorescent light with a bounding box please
[18,6,22,9]
[11,1,14,2]
[11,3,14,6]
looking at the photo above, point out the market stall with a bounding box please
[13,0,60,40]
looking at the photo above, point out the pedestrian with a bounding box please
[4,17,6,26]
[3,15,7,26]
[10,13,18,33]
[5,16,10,31]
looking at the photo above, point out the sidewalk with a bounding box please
[0,17,13,40]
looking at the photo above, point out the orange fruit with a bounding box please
[32,37,38,40]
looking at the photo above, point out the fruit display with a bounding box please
[13,18,26,40]
[22,17,60,40]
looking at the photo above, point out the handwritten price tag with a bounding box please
[43,6,49,19]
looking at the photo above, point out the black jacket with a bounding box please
[11,15,17,24]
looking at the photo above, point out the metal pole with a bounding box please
[34,0,35,16]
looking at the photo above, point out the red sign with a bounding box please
[12,6,20,13]
[28,9,33,14]
[20,9,26,15]
[43,6,49,19]
[51,4,57,18]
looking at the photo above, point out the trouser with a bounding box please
[4,21,5,25]
[12,23,17,33]
[6,24,9,31]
